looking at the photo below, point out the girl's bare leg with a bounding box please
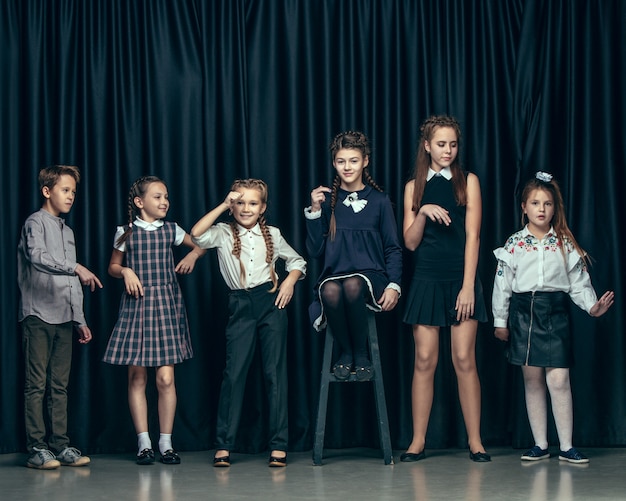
[451,320,486,454]
[406,324,440,454]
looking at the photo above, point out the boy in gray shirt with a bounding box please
[18,165,102,469]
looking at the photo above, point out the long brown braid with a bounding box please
[411,115,467,211]
[116,175,164,247]
[228,179,278,292]
[327,130,383,240]
[520,175,590,265]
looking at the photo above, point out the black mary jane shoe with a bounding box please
[469,450,491,462]
[268,454,287,467]
[213,455,231,467]
[355,365,373,382]
[332,363,352,380]
[160,449,181,465]
[400,450,426,462]
[136,448,155,465]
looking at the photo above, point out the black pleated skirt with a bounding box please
[403,276,488,327]
[507,291,572,368]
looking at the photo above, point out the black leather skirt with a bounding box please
[507,291,572,368]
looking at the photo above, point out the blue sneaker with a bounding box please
[521,445,550,461]
[559,448,589,464]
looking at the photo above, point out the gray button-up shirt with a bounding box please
[17,208,86,326]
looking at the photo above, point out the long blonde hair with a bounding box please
[228,179,278,292]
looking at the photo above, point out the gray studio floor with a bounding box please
[2,447,626,500]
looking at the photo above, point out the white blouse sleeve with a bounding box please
[565,247,598,313]
[492,246,514,328]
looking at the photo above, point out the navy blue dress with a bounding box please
[306,186,402,331]
[403,174,487,326]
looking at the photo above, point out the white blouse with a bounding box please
[192,222,306,290]
[492,226,597,328]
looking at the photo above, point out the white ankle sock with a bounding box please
[159,433,172,454]
[137,432,151,454]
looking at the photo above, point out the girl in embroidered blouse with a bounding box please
[305,130,402,381]
[191,179,306,468]
[402,116,489,463]
[103,176,206,465]
[492,172,614,464]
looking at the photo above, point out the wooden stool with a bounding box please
[312,311,394,465]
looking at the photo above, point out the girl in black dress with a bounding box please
[401,116,489,462]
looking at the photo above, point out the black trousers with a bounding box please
[215,284,288,451]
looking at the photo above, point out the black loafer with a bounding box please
[400,450,426,462]
[268,454,287,467]
[136,448,155,465]
[160,449,181,464]
[332,363,352,380]
[469,450,491,462]
[213,455,230,467]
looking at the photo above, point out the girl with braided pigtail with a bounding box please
[191,179,306,468]
[305,131,402,382]
[103,176,206,465]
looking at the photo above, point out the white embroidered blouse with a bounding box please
[492,225,598,328]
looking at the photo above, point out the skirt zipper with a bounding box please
[525,291,535,365]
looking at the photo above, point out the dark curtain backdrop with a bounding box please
[1,0,624,455]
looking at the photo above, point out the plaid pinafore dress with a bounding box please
[103,222,193,367]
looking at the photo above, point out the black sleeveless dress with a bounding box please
[403,174,487,326]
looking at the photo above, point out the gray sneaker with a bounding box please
[27,447,61,469]
[56,447,91,466]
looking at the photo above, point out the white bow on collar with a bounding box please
[342,192,368,213]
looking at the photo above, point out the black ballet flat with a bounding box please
[160,449,181,465]
[469,450,491,462]
[136,448,155,465]
[400,450,426,462]
[268,454,287,467]
[332,363,352,380]
[213,455,231,467]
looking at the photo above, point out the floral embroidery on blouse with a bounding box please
[505,232,562,254]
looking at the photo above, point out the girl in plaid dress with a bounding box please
[103,176,205,465]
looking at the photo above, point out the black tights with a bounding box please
[320,276,370,367]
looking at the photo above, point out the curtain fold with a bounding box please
[1,0,624,454]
